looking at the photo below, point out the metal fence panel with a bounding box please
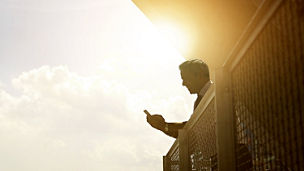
[188,99,217,171]
[169,145,180,171]
[231,0,304,170]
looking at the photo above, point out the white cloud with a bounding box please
[0,0,198,169]
[0,65,194,171]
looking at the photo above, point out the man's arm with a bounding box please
[146,114,187,138]
[164,122,187,138]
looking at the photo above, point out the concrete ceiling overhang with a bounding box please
[132,0,260,69]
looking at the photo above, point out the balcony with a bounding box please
[154,0,304,170]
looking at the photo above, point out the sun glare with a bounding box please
[154,21,189,55]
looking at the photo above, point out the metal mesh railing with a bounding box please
[231,0,304,170]
[164,92,216,171]
[188,99,217,171]
[170,146,180,171]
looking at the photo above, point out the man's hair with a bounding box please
[179,59,210,79]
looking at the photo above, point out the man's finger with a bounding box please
[143,110,151,117]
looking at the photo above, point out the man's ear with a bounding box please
[196,73,209,84]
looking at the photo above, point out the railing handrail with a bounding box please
[166,138,179,157]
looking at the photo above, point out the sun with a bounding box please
[154,21,189,55]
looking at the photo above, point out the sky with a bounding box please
[0,0,197,170]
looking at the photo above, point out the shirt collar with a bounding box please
[199,80,213,97]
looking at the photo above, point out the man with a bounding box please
[146,59,212,138]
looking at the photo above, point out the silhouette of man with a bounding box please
[146,59,212,138]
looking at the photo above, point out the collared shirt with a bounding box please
[194,80,213,110]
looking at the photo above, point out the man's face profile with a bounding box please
[180,69,204,94]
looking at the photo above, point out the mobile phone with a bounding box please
[143,109,151,117]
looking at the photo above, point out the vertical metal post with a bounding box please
[178,129,190,171]
[163,156,168,171]
[215,67,236,171]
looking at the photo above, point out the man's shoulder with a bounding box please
[199,80,213,97]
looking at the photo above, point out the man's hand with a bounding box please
[146,114,166,131]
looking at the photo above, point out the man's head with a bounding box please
[179,59,210,94]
